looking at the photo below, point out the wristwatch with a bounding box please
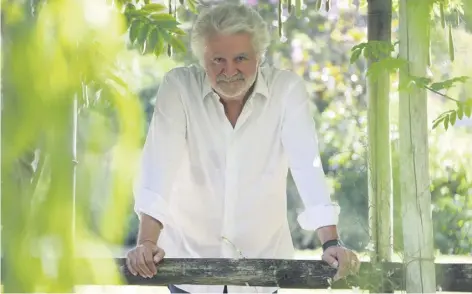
[322,239,341,251]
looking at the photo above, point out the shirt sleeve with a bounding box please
[281,77,340,231]
[133,71,187,228]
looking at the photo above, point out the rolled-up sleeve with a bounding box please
[281,77,340,231]
[133,71,186,227]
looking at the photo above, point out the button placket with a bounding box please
[234,95,254,132]
[222,131,239,258]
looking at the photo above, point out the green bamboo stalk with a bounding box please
[398,0,436,292]
[366,0,394,292]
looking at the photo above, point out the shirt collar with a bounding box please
[201,67,269,100]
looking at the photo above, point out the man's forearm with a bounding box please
[137,213,163,245]
[317,225,339,244]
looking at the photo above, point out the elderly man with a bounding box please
[126,2,359,293]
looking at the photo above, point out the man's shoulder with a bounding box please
[163,64,205,84]
[259,65,305,89]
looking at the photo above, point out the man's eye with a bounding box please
[213,58,224,63]
[235,56,247,62]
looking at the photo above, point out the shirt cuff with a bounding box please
[297,204,340,231]
[133,187,170,228]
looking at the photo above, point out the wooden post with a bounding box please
[398,0,436,292]
[366,0,394,292]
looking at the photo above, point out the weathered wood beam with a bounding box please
[77,258,339,289]
[71,258,472,292]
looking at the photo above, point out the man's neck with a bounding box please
[219,89,253,128]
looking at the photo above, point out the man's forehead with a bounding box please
[207,51,250,57]
[204,33,255,55]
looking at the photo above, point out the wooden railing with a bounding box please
[73,258,472,292]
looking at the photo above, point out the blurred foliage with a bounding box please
[1,0,185,291]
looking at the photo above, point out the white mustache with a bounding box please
[217,74,244,82]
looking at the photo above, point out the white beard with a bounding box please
[216,72,257,101]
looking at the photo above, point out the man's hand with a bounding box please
[322,246,360,281]
[126,241,165,278]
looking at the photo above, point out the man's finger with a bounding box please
[333,249,348,281]
[126,252,137,276]
[143,248,157,276]
[350,253,361,274]
[153,248,165,264]
[322,252,339,269]
[137,250,154,278]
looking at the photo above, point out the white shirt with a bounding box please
[133,65,340,293]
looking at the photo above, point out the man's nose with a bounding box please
[223,62,238,77]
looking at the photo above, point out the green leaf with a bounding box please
[457,104,464,120]
[367,57,408,80]
[129,20,142,44]
[150,13,180,28]
[350,49,362,64]
[146,28,159,53]
[362,46,370,59]
[450,111,457,126]
[137,21,150,52]
[315,0,322,11]
[429,76,469,91]
[410,76,432,88]
[377,41,395,56]
[399,75,432,93]
[432,116,445,129]
[351,42,368,52]
[169,36,186,53]
[171,27,186,35]
[465,104,471,118]
[126,9,153,18]
[141,3,166,12]
[432,109,456,130]
[444,115,450,130]
[160,30,186,53]
[349,41,395,63]
[153,29,166,57]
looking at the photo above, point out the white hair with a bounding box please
[190,2,271,65]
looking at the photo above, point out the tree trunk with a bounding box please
[398,0,436,292]
[366,0,393,292]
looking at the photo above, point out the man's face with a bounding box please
[203,32,259,101]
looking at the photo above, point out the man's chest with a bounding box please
[182,94,285,172]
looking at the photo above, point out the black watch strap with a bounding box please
[322,239,340,251]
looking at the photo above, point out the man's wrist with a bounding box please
[138,239,157,246]
[322,239,341,251]
[317,225,339,245]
